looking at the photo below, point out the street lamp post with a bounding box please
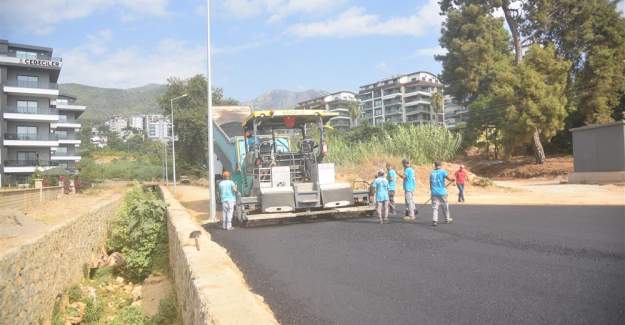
[206,0,217,223]
[170,94,188,193]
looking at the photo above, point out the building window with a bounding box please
[55,146,68,154]
[56,98,69,105]
[17,75,38,88]
[17,126,37,140]
[16,51,38,60]
[148,125,157,137]
[16,100,38,114]
[58,114,68,122]
[17,151,37,163]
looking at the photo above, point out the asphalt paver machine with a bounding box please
[231,110,374,225]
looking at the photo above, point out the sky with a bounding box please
[1,0,624,101]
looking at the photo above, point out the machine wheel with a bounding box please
[234,205,248,225]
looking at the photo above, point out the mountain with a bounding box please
[247,89,328,110]
[59,83,167,122]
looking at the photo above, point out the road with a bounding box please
[208,204,625,325]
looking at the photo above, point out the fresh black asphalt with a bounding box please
[208,205,625,325]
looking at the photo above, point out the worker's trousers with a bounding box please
[432,195,450,222]
[405,191,415,218]
[222,201,235,229]
[376,200,389,221]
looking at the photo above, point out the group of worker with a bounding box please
[216,159,471,230]
[371,159,469,226]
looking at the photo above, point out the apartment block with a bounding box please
[128,115,144,130]
[358,71,444,126]
[144,114,171,142]
[0,39,86,187]
[444,96,469,129]
[297,91,357,131]
[104,115,128,134]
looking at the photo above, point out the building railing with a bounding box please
[3,160,59,167]
[4,133,58,141]
[55,134,79,140]
[4,106,57,115]
[51,151,78,156]
[0,50,62,62]
[4,80,59,90]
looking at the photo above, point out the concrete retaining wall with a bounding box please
[0,186,63,210]
[161,186,278,325]
[0,196,121,324]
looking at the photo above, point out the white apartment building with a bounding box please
[358,71,444,126]
[0,39,86,186]
[104,115,128,134]
[128,115,144,131]
[144,114,171,142]
[297,91,358,131]
[444,96,469,129]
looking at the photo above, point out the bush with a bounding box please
[109,306,150,325]
[108,182,167,282]
[82,297,104,322]
[67,284,82,302]
[327,124,462,166]
[152,294,178,324]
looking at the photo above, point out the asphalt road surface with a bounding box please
[208,205,625,325]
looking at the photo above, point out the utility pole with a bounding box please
[164,141,169,185]
[170,94,188,193]
[206,0,217,223]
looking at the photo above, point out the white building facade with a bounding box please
[444,96,469,129]
[144,114,171,142]
[0,39,86,186]
[297,91,358,131]
[358,71,444,126]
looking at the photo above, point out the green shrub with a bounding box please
[108,182,167,282]
[108,306,150,325]
[152,294,178,324]
[82,297,104,323]
[67,284,82,302]
[327,124,462,166]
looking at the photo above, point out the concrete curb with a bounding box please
[161,186,279,325]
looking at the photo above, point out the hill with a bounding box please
[59,83,167,122]
[247,89,327,110]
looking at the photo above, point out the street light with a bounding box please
[206,0,217,223]
[170,93,188,193]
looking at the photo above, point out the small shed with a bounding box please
[569,120,625,184]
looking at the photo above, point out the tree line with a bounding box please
[436,0,625,163]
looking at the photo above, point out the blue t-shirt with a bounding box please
[430,169,448,196]
[218,180,237,203]
[387,169,397,191]
[403,167,416,192]
[373,177,390,202]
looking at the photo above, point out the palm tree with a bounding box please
[347,101,361,128]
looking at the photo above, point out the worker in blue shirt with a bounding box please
[430,161,455,226]
[386,163,398,215]
[398,159,417,220]
[371,170,390,224]
[218,171,238,230]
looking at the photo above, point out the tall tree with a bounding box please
[523,0,625,124]
[158,75,239,170]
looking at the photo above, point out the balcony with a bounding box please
[50,152,81,161]
[3,106,59,122]
[3,80,60,97]
[3,133,58,147]
[53,100,87,113]
[51,119,81,129]
[56,134,82,145]
[3,160,59,173]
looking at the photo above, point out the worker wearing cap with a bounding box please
[218,171,238,230]
[371,169,390,224]
[386,163,398,215]
[398,159,417,220]
[430,161,455,226]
